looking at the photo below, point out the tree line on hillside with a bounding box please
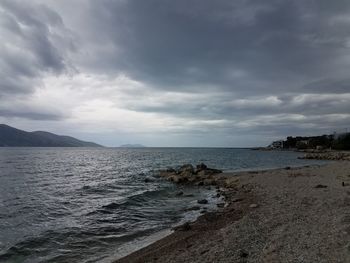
[281,133,350,150]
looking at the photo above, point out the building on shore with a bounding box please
[269,140,284,149]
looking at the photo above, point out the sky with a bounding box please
[1,0,350,147]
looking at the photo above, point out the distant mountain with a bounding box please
[119,144,146,148]
[0,124,102,147]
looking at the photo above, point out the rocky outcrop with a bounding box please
[159,163,223,184]
[159,163,240,190]
[299,151,350,161]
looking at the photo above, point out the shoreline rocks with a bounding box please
[159,163,241,191]
[159,163,223,185]
[299,151,350,161]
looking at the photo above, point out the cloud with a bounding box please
[1,0,350,146]
[50,0,350,94]
[0,0,75,96]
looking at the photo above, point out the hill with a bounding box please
[0,124,102,147]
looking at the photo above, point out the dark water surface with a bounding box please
[0,148,326,263]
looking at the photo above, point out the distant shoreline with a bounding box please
[0,124,102,147]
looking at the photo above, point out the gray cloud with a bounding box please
[1,0,350,145]
[67,0,350,95]
[0,108,63,121]
[0,0,74,95]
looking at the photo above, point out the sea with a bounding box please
[0,147,327,263]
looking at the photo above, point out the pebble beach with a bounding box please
[116,161,350,263]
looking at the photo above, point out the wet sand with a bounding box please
[116,161,350,263]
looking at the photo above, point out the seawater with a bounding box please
[0,147,326,263]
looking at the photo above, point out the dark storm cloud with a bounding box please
[0,0,73,95]
[3,0,350,95]
[76,0,350,94]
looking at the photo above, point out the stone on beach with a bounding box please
[173,222,191,231]
[224,177,239,188]
[300,151,350,161]
[315,184,328,188]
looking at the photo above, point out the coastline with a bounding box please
[115,161,350,263]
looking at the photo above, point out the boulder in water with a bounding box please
[197,199,208,204]
[175,191,184,196]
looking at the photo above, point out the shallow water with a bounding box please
[0,147,326,262]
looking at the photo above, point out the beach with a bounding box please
[116,161,350,263]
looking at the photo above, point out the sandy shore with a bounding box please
[116,161,350,263]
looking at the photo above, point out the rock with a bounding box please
[184,194,195,197]
[182,222,191,231]
[200,249,209,255]
[187,176,197,183]
[217,203,225,208]
[179,164,194,174]
[159,170,176,178]
[144,177,153,183]
[159,164,224,186]
[184,206,200,211]
[197,168,222,177]
[249,203,258,208]
[315,184,328,188]
[203,179,214,186]
[197,170,208,177]
[173,222,191,231]
[239,250,249,258]
[196,163,207,172]
[300,152,350,161]
[175,191,184,196]
[197,163,208,169]
[232,198,243,202]
[285,166,291,170]
[166,168,176,173]
[169,175,189,183]
[169,176,178,183]
[197,199,208,204]
[211,168,223,173]
[224,178,239,188]
[179,170,193,178]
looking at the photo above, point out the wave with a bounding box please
[0,226,156,263]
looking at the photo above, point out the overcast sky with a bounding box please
[1,0,350,147]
